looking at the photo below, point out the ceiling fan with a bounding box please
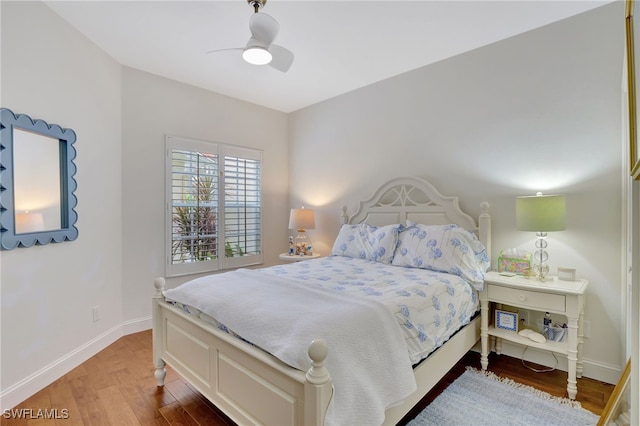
[207,0,294,72]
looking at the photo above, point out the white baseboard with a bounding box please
[0,317,152,412]
[122,315,152,335]
[472,340,621,385]
[0,324,122,411]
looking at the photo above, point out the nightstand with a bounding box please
[279,253,321,262]
[479,271,588,399]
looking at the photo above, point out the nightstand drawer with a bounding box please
[487,285,566,312]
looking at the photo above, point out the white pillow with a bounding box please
[331,223,402,264]
[391,223,490,289]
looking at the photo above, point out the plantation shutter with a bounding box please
[166,136,262,277]
[221,145,262,269]
[166,137,220,276]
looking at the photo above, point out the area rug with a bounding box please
[408,368,598,426]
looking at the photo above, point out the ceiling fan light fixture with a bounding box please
[206,0,293,72]
[242,46,272,65]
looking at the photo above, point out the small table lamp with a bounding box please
[288,207,315,255]
[516,193,566,281]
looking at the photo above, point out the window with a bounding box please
[166,136,262,277]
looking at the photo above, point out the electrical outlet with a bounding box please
[92,305,100,322]
[583,320,590,339]
[518,309,530,327]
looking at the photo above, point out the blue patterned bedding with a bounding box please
[170,255,479,365]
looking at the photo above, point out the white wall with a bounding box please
[0,1,289,408]
[1,1,122,407]
[1,2,290,408]
[120,67,289,327]
[289,2,625,383]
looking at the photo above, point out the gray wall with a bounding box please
[288,2,625,383]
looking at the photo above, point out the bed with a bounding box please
[152,176,492,425]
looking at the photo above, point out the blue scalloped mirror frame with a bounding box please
[0,108,78,249]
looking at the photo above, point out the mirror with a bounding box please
[598,359,630,425]
[14,128,62,233]
[0,108,78,249]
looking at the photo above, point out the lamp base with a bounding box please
[533,232,550,281]
[534,273,552,282]
[294,230,312,256]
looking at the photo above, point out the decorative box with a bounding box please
[497,249,532,276]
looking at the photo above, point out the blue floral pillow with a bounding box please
[331,223,402,264]
[391,223,490,289]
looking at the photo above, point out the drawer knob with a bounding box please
[518,294,527,302]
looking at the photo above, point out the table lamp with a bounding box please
[516,193,566,281]
[288,207,315,255]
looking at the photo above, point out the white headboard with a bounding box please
[340,177,491,256]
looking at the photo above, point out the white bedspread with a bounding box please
[164,268,417,426]
[165,257,479,425]
[262,256,479,364]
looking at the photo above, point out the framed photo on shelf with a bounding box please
[495,309,519,332]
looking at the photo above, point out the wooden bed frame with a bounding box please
[153,176,491,425]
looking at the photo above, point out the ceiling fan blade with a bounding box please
[268,44,294,72]
[249,12,279,47]
[206,47,243,54]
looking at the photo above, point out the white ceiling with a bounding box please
[44,1,613,113]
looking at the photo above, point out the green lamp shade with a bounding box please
[516,194,566,232]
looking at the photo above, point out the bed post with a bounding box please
[153,277,167,387]
[340,205,349,225]
[478,201,491,264]
[304,339,333,425]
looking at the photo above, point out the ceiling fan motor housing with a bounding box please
[248,0,266,12]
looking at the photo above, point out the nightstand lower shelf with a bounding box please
[488,325,568,355]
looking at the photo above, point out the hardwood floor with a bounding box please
[2,330,613,425]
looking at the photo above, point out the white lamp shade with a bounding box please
[288,208,315,231]
[516,194,566,232]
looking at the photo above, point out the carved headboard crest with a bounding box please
[340,177,491,256]
[342,177,478,231]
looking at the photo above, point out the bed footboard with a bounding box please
[152,277,333,426]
